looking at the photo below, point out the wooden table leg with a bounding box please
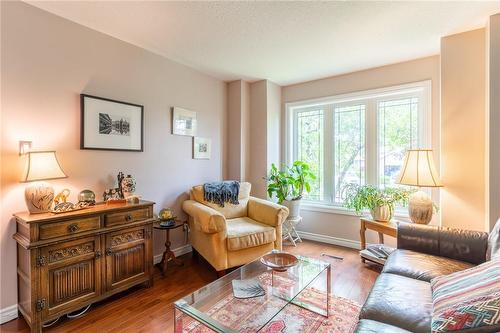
[158,229,184,276]
[360,221,366,263]
[378,232,384,244]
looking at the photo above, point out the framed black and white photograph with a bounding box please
[81,94,143,152]
[172,107,197,136]
[193,137,211,159]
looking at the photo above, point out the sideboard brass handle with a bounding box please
[68,224,79,233]
[125,214,132,222]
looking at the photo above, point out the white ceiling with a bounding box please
[26,1,500,86]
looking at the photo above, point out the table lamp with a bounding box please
[396,149,442,224]
[21,151,67,214]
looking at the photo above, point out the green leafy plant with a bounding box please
[266,161,316,204]
[342,184,414,216]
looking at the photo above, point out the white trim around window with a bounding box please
[285,80,432,215]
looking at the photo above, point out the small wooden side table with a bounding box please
[154,220,188,276]
[359,218,398,263]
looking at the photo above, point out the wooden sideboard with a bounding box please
[13,200,155,333]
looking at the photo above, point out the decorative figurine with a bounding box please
[121,174,136,198]
[159,208,176,227]
[117,172,125,199]
[78,189,96,205]
[54,189,70,205]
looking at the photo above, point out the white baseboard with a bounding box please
[296,231,361,250]
[154,244,192,264]
[0,304,18,324]
[0,245,193,324]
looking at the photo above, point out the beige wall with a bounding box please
[488,15,500,230]
[1,1,226,310]
[282,56,441,245]
[227,80,250,182]
[267,81,281,169]
[249,81,268,198]
[227,81,243,180]
[441,29,487,231]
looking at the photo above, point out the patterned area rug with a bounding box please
[180,273,361,333]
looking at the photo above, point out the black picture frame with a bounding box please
[80,94,144,152]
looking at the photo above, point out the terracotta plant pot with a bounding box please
[370,204,393,222]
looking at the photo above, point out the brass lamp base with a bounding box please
[408,190,433,224]
[25,181,54,214]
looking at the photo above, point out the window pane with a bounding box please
[297,109,324,201]
[378,97,419,188]
[334,105,365,202]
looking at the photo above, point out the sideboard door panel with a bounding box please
[105,225,150,291]
[39,236,102,319]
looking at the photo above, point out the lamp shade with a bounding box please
[21,151,67,182]
[396,149,442,187]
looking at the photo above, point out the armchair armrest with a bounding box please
[182,200,226,234]
[248,197,289,227]
[397,223,489,265]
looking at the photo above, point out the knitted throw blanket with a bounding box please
[203,181,240,207]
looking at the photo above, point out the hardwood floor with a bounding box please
[1,240,381,333]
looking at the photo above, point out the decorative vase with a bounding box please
[408,191,433,224]
[120,175,136,198]
[282,199,302,219]
[370,204,393,222]
[25,181,54,214]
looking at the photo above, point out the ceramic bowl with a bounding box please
[260,252,298,272]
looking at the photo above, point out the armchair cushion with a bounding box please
[226,217,276,251]
[182,200,226,234]
[191,182,251,219]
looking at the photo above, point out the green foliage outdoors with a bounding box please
[342,184,414,216]
[267,161,316,204]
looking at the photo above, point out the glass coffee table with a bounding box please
[174,254,331,333]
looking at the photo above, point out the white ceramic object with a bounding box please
[370,204,393,222]
[25,181,54,214]
[283,199,301,219]
[408,190,433,224]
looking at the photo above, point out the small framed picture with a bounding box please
[81,94,143,152]
[193,137,211,159]
[172,107,197,136]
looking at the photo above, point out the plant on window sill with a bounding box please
[341,184,414,222]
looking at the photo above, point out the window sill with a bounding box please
[300,202,410,220]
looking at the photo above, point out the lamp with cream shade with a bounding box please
[21,151,67,214]
[396,149,442,224]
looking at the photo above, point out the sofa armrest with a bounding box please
[247,197,289,227]
[397,223,440,255]
[182,200,226,234]
[397,223,489,265]
[438,226,489,265]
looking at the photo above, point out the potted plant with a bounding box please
[267,161,316,218]
[342,184,413,222]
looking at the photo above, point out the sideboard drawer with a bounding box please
[39,217,101,240]
[105,208,150,227]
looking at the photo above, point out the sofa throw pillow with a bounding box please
[430,259,500,332]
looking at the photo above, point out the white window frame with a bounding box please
[285,80,432,216]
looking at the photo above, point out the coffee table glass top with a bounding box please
[174,254,330,333]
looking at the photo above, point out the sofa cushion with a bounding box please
[191,182,251,219]
[355,319,413,333]
[383,249,473,282]
[226,217,276,251]
[360,273,432,333]
[430,259,500,333]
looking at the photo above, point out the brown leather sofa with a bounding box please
[355,223,496,333]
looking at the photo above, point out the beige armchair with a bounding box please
[182,182,288,275]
